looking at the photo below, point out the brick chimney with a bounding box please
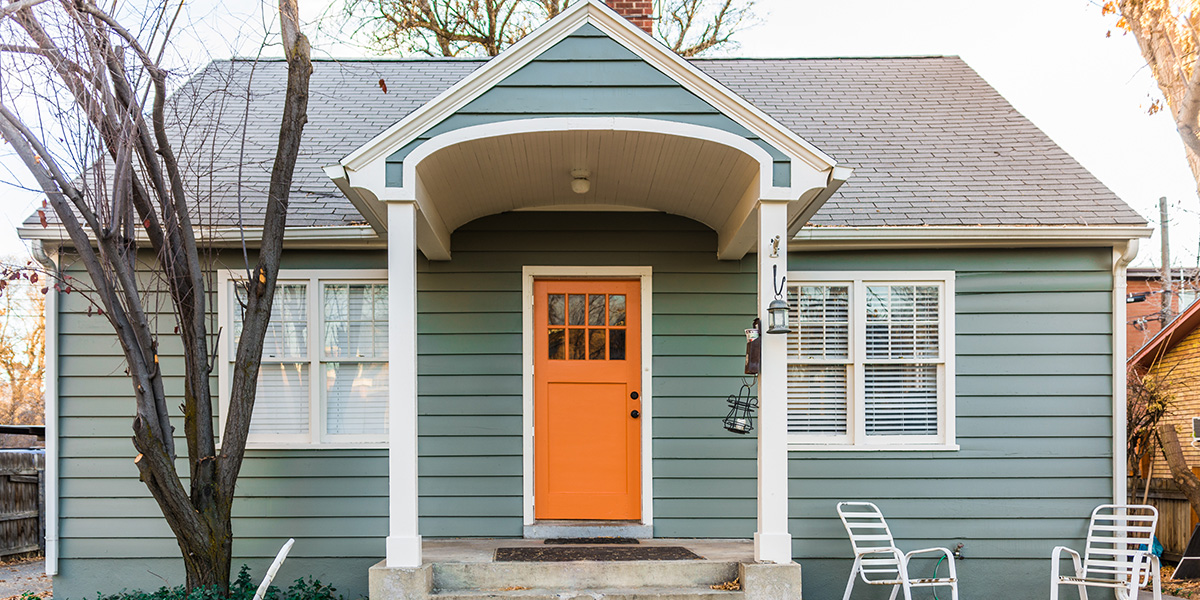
[606,1,654,35]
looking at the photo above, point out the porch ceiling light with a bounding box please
[571,169,591,194]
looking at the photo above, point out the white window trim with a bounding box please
[787,270,958,452]
[217,268,390,449]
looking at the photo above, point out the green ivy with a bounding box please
[91,566,345,600]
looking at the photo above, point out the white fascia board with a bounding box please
[339,0,836,175]
[18,224,385,249]
[792,225,1154,250]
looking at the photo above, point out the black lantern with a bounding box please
[723,382,758,435]
[765,264,791,334]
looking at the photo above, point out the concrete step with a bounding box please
[433,561,740,591]
[432,588,743,600]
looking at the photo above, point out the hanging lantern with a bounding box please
[723,382,758,435]
[766,297,790,334]
[765,264,791,334]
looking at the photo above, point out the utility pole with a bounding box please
[1161,196,1174,325]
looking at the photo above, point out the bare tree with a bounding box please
[0,273,44,448]
[0,0,312,592]
[1104,1,1200,194]
[344,0,753,57]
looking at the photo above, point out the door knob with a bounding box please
[630,410,640,419]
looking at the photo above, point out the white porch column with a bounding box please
[755,199,792,564]
[387,201,422,567]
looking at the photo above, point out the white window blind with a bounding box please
[787,273,954,449]
[788,285,851,438]
[233,284,311,438]
[224,274,389,446]
[323,284,389,437]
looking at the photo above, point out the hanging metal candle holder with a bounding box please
[723,381,758,435]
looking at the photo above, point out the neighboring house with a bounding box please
[1128,267,1200,355]
[19,2,1153,599]
[1130,298,1200,476]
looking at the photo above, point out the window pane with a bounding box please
[569,329,586,360]
[609,295,626,326]
[548,328,566,360]
[589,329,606,360]
[789,285,849,360]
[609,329,626,360]
[325,362,388,435]
[569,294,586,326]
[548,294,566,326]
[236,284,307,359]
[249,362,310,436]
[589,294,606,326]
[864,364,938,436]
[325,283,388,358]
[865,284,939,360]
[788,365,847,435]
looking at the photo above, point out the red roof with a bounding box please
[1129,298,1200,371]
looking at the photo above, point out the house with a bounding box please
[1128,267,1200,355]
[20,1,1153,598]
[1130,297,1200,478]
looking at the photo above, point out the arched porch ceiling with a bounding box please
[330,117,849,261]
[416,128,760,235]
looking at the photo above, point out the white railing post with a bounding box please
[755,199,792,564]
[386,201,422,567]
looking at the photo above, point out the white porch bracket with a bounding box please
[755,199,792,564]
[387,200,422,567]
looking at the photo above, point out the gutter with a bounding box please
[1113,239,1141,506]
[31,241,58,576]
[17,224,384,249]
[792,225,1155,249]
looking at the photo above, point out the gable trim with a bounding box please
[339,0,835,179]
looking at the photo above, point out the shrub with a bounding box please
[92,566,343,600]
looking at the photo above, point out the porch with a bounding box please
[370,538,801,600]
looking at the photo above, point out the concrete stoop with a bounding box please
[369,561,801,600]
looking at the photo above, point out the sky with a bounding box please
[0,0,1194,268]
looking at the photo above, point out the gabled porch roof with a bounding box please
[326,0,849,261]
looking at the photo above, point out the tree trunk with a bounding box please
[1158,423,1200,517]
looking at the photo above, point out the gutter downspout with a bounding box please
[1113,239,1139,505]
[31,241,58,576]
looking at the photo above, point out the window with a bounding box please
[220,271,389,446]
[787,272,956,450]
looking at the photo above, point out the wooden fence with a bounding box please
[0,449,44,558]
[1130,476,1196,562]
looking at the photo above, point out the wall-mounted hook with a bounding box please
[769,235,780,258]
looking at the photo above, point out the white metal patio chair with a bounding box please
[836,501,959,600]
[1051,504,1161,600]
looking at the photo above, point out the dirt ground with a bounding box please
[0,557,50,600]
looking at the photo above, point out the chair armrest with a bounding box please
[1051,546,1080,561]
[904,547,954,560]
[1051,546,1083,581]
[856,547,904,559]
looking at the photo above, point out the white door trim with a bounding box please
[522,266,653,528]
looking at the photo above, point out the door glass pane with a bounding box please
[609,295,626,326]
[548,328,566,360]
[569,329,586,360]
[548,294,565,326]
[589,294,606,326]
[589,329,606,360]
[569,294,586,326]
[609,329,626,360]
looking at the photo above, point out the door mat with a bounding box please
[543,537,639,545]
[495,546,702,561]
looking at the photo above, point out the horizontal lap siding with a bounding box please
[384,26,791,188]
[55,250,388,598]
[417,212,756,538]
[787,247,1114,599]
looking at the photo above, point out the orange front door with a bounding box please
[534,279,641,520]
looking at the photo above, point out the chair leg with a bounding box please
[900,581,914,600]
[1153,555,1163,600]
[949,581,959,600]
[1079,583,1089,600]
[887,585,899,600]
[842,556,861,600]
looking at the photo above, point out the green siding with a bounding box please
[383,25,791,188]
[786,247,1114,599]
[54,220,1116,600]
